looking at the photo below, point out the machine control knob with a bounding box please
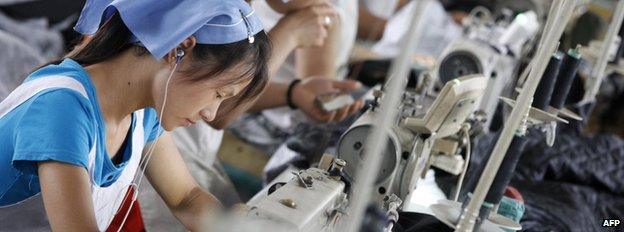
[329,159,347,180]
[279,199,297,209]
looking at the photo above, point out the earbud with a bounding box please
[175,49,185,64]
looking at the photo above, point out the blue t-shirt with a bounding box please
[0,59,162,206]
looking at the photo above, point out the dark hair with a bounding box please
[69,12,271,117]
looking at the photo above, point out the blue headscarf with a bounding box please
[74,0,112,35]
[74,0,264,59]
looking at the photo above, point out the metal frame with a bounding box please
[581,0,624,104]
[454,0,578,231]
[343,1,432,231]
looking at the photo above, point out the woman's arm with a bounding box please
[266,20,298,77]
[295,14,340,79]
[268,4,336,77]
[247,81,289,111]
[39,161,99,232]
[143,133,221,230]
[248,78,363,122]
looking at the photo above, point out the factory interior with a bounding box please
[0,0,623,231]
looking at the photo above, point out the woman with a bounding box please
[225,0,360,155]
[64,1,361,230]
[0,0,270,231]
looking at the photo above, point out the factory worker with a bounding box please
[141,0,364,229]
[66,1,363,230]
[0,0,270,231]
[72,0,361,126]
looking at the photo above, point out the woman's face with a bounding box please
[153,65,251,131]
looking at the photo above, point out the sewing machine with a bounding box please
[337,74,487,205]
[433,10,539,131]
[244,74,487,231]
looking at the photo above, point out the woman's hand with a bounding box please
[224,78,364,126]
[292,77,364,122]
[277,3,338,48]
[143,133,222,231]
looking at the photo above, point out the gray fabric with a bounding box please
[228,113,291,156]
[0,8,62,101]
[0,194,50,232]
[0,11,63,59]
[0,30,44,101]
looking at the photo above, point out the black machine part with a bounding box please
[438,51,483,84]
[348,59,420,89]
[550,48,582,110]
[532,52,563,110]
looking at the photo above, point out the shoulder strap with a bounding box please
[0,75,89,119]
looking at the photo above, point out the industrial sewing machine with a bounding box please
[337,74,487,205]
[240,10,546,231]
[242,74,488,231]
[433,10,540,131]
[245,158,349,232]
[237,1,624,231]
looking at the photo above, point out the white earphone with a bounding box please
[175,49,185,64]
[115,47,185,232]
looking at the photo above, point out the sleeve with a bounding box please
[12,89,94,175]
[144,108,164,143]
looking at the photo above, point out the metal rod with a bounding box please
[452,125,472,202]
[343,1,430,231]
[517,0,564,86]
[582,0,624,103]
[454,1,577,231]
[534,0,564,59]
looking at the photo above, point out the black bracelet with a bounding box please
[286,79,301,110]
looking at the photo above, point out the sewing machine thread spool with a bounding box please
[473,136,529,231]
[550,46,582,110]
[483,137,529,205]
[533,52,563,110]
